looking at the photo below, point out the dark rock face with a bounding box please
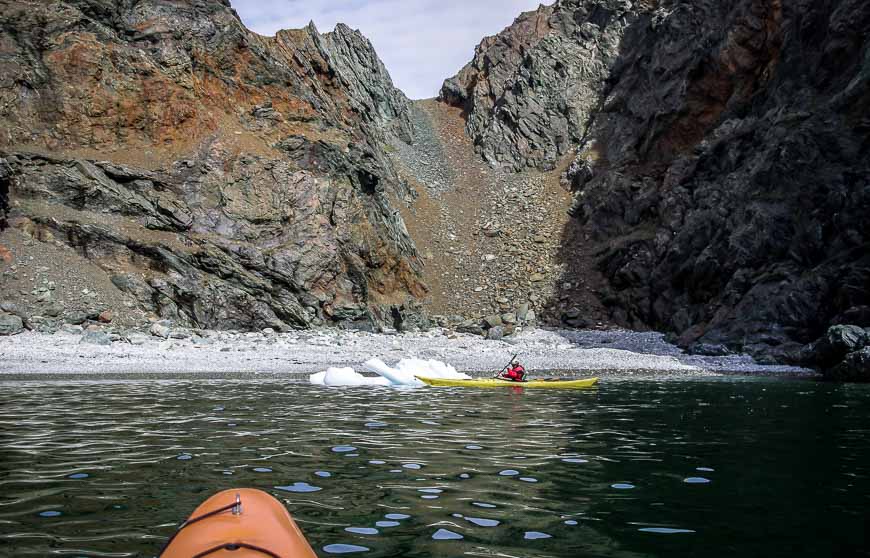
[444,0,870,363]
[828,348,870,382]
[805,324,868,368]
[0,158,10,230]
[803,323,870,381]
[0,0,425,331]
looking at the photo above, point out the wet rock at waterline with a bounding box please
[805,325,870,383]
[805,325,868,369]
[827,348,870,383]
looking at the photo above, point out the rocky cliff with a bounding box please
[0,0,426,332]
[442,0,870,362]
[441,0,638,171]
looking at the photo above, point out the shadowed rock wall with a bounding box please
[442,0,870,362]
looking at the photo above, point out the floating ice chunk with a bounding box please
[310,358,469,387]
[363,357,470,386]
[363,357,420,385]
[310,367,392,387]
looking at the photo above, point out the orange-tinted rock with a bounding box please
[0,0,427,332]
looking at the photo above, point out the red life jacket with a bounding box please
[505,365,525,381]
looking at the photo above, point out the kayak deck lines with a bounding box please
[159,488,317,558]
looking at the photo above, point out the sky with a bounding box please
[232,0,553,100]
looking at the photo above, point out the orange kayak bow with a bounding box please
[159,488,317,558]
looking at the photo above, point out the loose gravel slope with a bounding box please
[390,99,610,323]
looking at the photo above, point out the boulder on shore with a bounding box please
[456,320,484,336]
[487,326,505,341]
[802,324,870,382]
[806,325,868,368]
[65,311,88,325]
[79,330,111,346]
[826,348,870,382]
[150,323,171,339]
[0,313,24,335]
[516,304,530,321]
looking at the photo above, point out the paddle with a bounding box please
[494,353,519,379]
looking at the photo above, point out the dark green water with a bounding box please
[0,378,868,557]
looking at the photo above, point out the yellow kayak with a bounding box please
[415,376,599,389]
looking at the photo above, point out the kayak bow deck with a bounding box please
[415,376,599,389]
[160,488,317,558]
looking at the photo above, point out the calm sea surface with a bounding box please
[0,377,868,557]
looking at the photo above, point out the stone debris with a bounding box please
[388,100,610,332]
[0,327,813,378]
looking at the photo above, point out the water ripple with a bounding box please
[0,378,867,558]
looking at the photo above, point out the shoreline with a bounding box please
[0,327,816,380]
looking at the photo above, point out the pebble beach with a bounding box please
[0,327,814,379]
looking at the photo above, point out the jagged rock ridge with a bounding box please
[0,0,427,332]
[442,0,870,362]
[441,0,641,171]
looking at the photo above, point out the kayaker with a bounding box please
[501,360,526,382]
